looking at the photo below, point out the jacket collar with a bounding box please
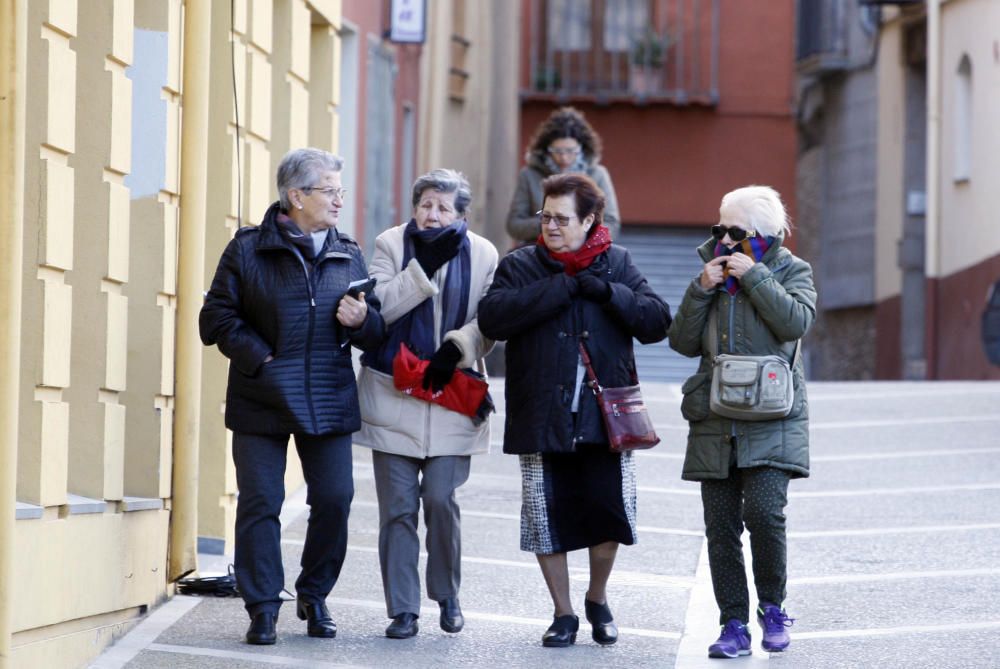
[696,232,788,268]
[255,201,346,257]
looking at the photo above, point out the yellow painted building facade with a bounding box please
[0,0,345,666]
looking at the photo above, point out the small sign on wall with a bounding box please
[390,0,426,44]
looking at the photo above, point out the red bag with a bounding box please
[579,342,660,452]
[392,342,493,424]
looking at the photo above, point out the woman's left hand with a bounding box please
[724,252,755,280]
[337,293,368,328]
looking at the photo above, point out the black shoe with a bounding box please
[438,597,464,633]
[296,599,337,638]
[386,612,419,639]
[542,614,579,648]
[246,611,277,645]
[585,598,618,646]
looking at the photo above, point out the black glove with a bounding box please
[414,233,463,277]
[422,340,463,392]
[554,272,579,298]
[577,273,612,303]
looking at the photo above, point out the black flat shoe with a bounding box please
[386,612,419,639]
[542,614,579,648]
[585,598,618,646]
[296,599,337,638]
[439,597,464,633]
[246,611,277,645]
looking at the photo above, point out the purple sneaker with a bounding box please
[757,602,794,652]
[708,619,752,658]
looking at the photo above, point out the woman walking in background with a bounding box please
[506,106,620,245]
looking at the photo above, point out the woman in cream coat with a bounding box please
[356,169,498,640]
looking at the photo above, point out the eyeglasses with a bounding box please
[304,186,348,200]
[547,146,581,157]
[536,210,573,227]
[711,224,756,242]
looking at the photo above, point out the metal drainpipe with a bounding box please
[0,1,26,664]
[924,0,941,379]
[170,0,212,582]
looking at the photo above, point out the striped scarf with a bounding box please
[714,236,772,295]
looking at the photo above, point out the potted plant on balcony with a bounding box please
[629,28,668,96]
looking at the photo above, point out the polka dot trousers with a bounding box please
[700,464,791,625]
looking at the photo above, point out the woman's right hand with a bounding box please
[700,256,728,291]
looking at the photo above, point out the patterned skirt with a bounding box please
[518,445,637,554]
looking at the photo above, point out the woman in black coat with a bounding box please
[479,173,670,648]
[200,148,384,645]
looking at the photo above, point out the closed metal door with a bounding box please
[617,225,707,383]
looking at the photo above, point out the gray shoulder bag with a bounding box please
[706,303,800,421]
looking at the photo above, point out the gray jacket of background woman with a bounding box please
[506,151,620,243]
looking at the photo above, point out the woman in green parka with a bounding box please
[668,185,816,660]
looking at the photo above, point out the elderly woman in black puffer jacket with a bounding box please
[479,173,670,649]
[200,148,385,646]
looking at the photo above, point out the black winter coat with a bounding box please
[200,202,385,436]
[478,244,671,454]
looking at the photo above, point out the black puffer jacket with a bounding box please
[478,244,671,454]
[200,202,385,436]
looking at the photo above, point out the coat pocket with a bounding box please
[358,366,403,428]
[680,371,711,422]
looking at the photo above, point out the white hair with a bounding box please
[719,185,791,238]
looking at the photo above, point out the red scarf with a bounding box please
[537,224,612,275]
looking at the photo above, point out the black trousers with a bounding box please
[232,431,354,617]
[700,464,790,624]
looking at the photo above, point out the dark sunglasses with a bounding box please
[711,224,757,242]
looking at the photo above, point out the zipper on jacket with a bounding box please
[726,297,738,442]
[285,245,319,432]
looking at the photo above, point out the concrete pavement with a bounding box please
[90,380,1000,668]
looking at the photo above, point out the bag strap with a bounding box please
[706,298,801,368]
[578,341,603,394]
[579,340,639,391]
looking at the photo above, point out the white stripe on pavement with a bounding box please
[789,567,1000,586]
[811,446,1000,462]
[638,482,1000,498]
[351,499,705,536]
[789,522,1000,538]
[322,596,680,639]
[810,415,1000,430]
[790,482,1000,498]
[795,620,1000,641]
[283,540,697,588]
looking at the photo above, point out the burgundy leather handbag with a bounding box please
[579,342,660,452]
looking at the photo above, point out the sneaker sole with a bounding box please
[708,648,751,658]
[762,643,789,652]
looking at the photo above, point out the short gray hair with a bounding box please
[411,168,472,216]
[276,148,344,210]
[719,185,791,238]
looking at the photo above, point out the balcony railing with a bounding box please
[796,0,849,73]
[521,0,719,105]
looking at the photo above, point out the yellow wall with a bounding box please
[7,0,345,666]
[874,16,906,302]
[936,0,1000,277]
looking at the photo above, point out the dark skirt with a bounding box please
[519,445,637,554]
